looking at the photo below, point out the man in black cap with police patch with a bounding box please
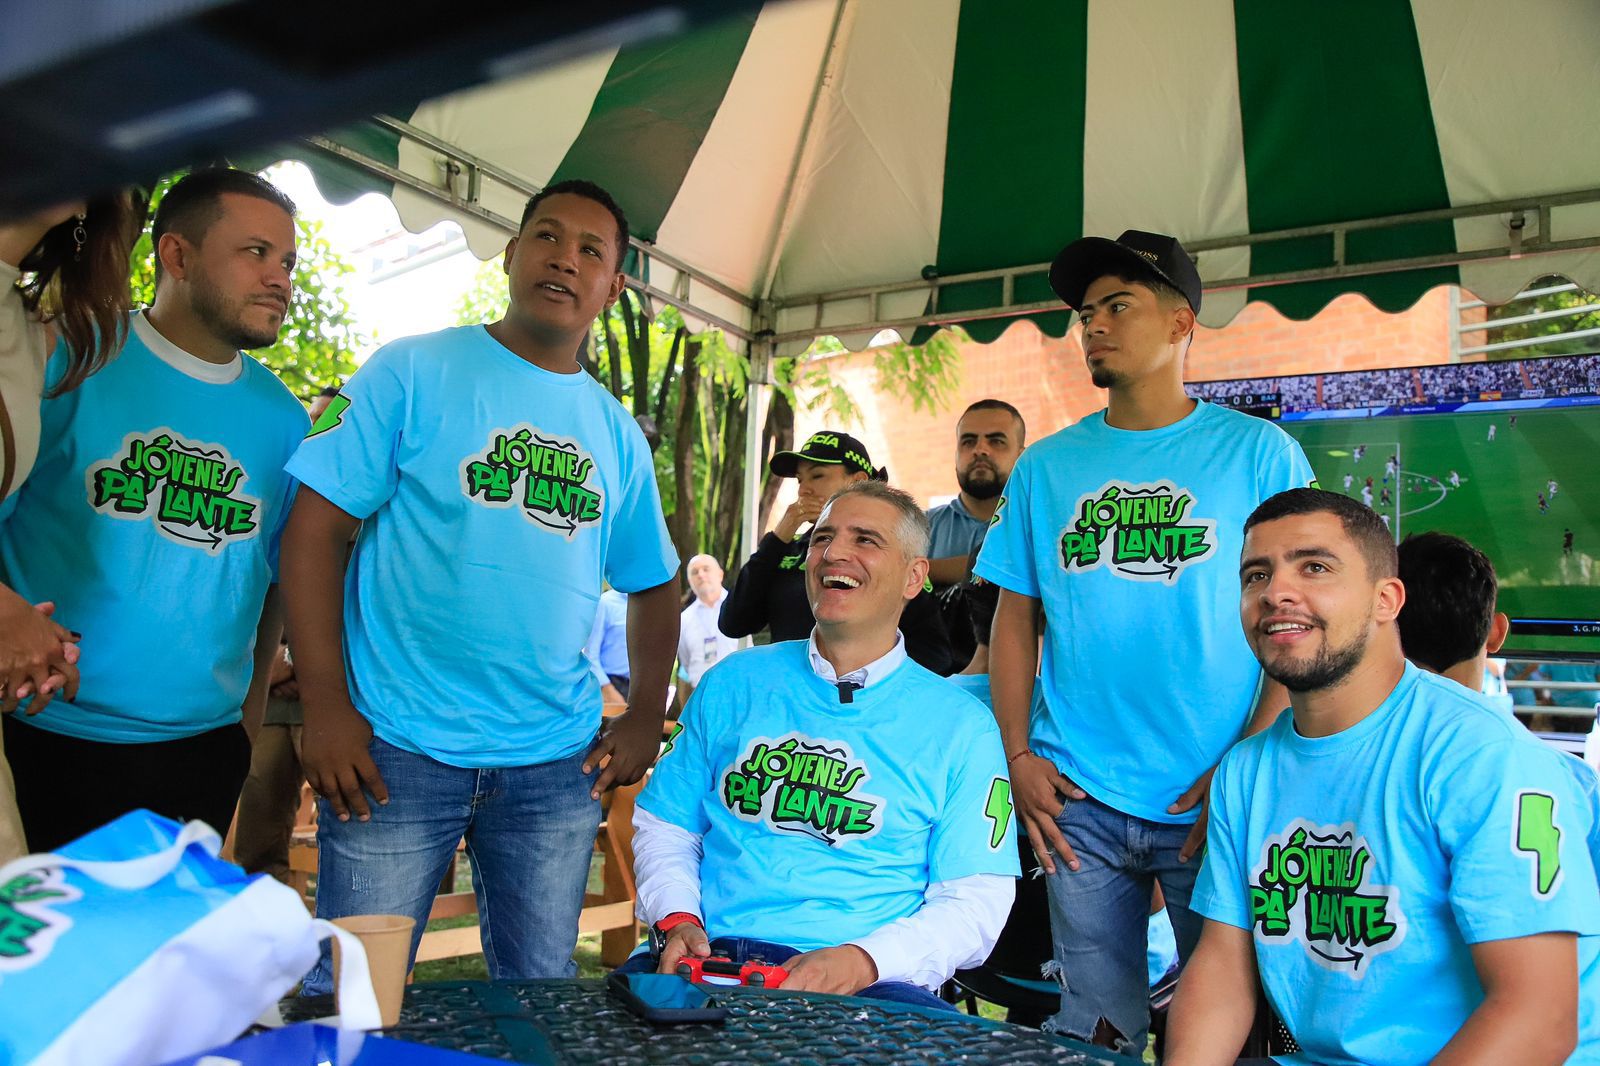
[973,231,1316,1054]
[720,430,955,674]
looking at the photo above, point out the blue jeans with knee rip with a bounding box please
[301,737,600,995]
[1040,793,1204,1056]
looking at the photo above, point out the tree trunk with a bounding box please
[711,384,748,571]
[654,327,686,431]
[618,291,652,417]
[601,310,624,401]
[668,337,702,570]
[576,329,597,379]
[757,388,794,534]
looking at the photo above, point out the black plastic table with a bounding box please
[284,979,1127,1064]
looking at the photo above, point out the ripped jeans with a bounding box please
[1040,794,1204,1056]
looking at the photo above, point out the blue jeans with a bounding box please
[1040,794,1204,1056]
[301,738,600,994]
[616,936,955,1013]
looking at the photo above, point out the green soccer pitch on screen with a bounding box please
[1188,354,1600,661]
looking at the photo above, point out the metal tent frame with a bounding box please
[299,116,1600,564]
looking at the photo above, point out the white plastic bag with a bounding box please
[0,809,379,1066]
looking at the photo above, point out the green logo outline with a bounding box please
[459,423,605,540]
[983,778,1013,850]
[1514,790,1563,898]
[84,428,262,554]
[720,733,884,847]
[1059,479,1217,583]
[306,393,350,438]
[0,866,81,973]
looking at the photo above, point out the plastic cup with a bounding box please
[332,914,416,1028]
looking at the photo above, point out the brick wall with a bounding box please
[790,285,1475,513]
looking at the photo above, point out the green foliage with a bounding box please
[1484,275,1600,358]
[792,328,965,427]
[453,258,511,327]
[129,173,365,399]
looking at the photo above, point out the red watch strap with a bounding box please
[655,911,703,933]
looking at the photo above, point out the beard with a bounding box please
[957,461,1004,500]
[1262,626,1368,693]
[1089,364,1124,389]
[190,268,284,351]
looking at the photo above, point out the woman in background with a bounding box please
[0,189,147,859]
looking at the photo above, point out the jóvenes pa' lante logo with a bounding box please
[461,424,604,539]
[1060,479,1216,582]
[86,429,261,554]
[721,734,884,846]
[1249,820,1406,977]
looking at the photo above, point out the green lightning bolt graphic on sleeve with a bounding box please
[984,778,1014,850]
[1515,791,1562,897]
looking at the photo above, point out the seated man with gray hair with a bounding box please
[626,481,1020,1007]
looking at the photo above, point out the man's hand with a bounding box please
[302,699,387,822]
[653,922,711,974]
[782,945,879,995]
[1170,767,1214,863]
[0,592,80,714]
[1012,752,1085,875]
[584,707,663,800]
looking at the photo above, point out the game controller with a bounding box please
[674,955,789,988]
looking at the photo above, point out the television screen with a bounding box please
[1189,353,1600,660]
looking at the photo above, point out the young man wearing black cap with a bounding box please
[974,230,1315,1054]
[719,430,955,675]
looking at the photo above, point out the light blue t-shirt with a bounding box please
[1194,664,1600,1065]
[639,641,1021,950]
[926,496,989,565]
[585,588,629,686]
[0,315,307,741]
[974,401,1314,823]
[285,325,678,768]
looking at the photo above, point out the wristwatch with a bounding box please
[649,911,703,957]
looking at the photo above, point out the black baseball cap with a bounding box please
[769,430,884,479]
[1048,229,1203,314]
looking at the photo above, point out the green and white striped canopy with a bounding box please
[286,0,1600,355]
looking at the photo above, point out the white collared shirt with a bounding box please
[804,629,907,690]
[677,588,739,686]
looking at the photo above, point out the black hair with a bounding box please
[317,384,342,397]
[518,179,629,269]
[1095,269,1188,310]
[1396,532,1497,672]
[1243,488,1398,580]
[151,169,297,281]
[961,398,1027,446]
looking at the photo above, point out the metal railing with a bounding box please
[1454,281,1600,358]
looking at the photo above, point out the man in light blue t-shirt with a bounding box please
[1168,490,1599,1065]
[925,399,1026,590]
[0,169,307,852]
[282,180,680,989]
[630,482,1018,1009]
[975,230,1312,1054]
